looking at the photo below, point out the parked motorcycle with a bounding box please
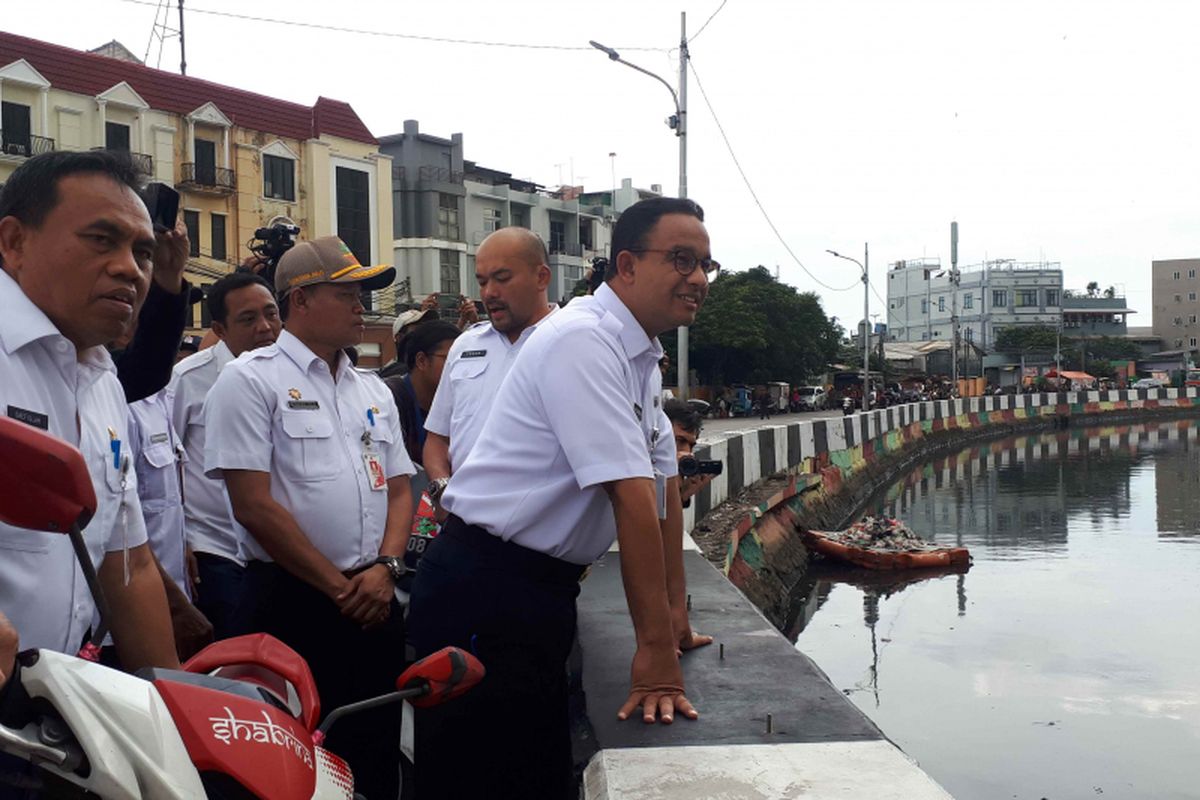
[0,416,483,798]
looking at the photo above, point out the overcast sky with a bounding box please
[10,1,1200,331]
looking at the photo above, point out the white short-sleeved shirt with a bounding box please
[170,341,248,565]
[424,308,556,472]
[204,330,416,571]
[442,283,678,565]
[0,270,149,653]
[128,388,189,598]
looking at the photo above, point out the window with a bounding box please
[511,206,528,228]
[1173,271,1181,280]
[482,207,501,234]
[194,139,217,185]
[992,290,1008,308]
[1191,315,1198,324]
[965,327,974,343]
[210,213,226,261]
[335,166,372,267]
[183,210,200,257]
[1192,338,1198,348]
[963,293,974,309]
[938,296,945,312]
[920,298,928,314]
[1190,292,1197,302]
[0,102,32,156]
[437,193,460,240]
[1175,339,1184,347]
[439,249,460,294]
[263,154,295,201]
[579,218,594,250]
[549,219,566,253]
[1175,294,1183,303]
[921,331,929,341]
[1173,316,1183,326]
[1016,289,1038,307]
[1045,289,1059,307]
[1191,269,1197,279]
[105,122,130,151]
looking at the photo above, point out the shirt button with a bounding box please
[57,341,69,353]
[306,425,314,433]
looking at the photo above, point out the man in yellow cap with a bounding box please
[203,235,415,799]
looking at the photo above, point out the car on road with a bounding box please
[794,386,829,411]
[1132,377,1167,389]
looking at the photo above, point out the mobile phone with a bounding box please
[140,182,180,233]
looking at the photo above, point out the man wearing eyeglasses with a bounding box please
[408,197,718,799]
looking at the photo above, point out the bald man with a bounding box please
[422,227,556,493]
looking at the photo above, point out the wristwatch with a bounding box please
[374,555,406,582]
[427,476,451,503]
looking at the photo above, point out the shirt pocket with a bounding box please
[280,410,339,481]
[369,412,395,444]
[139,442,179,510]
[0,528,51,554]
[448,359,489,426]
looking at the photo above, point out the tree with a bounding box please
[1103,286,1116,299]
[689,266,841,386]
[1086,281,1100,297]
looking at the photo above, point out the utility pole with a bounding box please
[177,0,187,76]
[951,221,960,393]
[676,11,690,399]
[863,242,871,412]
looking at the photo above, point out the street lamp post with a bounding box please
[590,11,690,398]
[828,245,871,412]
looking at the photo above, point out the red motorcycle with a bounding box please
[0,416,483,798]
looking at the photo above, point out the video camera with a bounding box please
[678,455,722,477]
[246,217,300,286]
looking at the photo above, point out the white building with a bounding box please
[886,258,1063,350]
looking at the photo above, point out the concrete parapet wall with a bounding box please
[686,388,1200,622]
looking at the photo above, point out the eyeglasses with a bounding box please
[628,248,721,277]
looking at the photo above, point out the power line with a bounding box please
[689,0,728,43]
[688,57,860,293]
[119,0,666,52]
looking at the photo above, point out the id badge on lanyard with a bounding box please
[361,429,387,491]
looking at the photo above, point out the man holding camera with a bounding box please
[409,198,717,799]
[663,398,720,507]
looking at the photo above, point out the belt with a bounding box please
[441,515,587,585]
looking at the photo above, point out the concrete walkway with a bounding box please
[574,550,953,799]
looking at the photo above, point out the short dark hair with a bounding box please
[0,149,146,235]
[663,398,702,436]
[207,271,275,325]
[607,197,705,281]
[404,320,461,370]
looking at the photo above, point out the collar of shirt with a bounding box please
[275,329,350,381]
[212,339,235,371]
[592,283,663,363]
[0,269,116,374]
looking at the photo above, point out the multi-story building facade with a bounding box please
[886,258,1063,350]
[0,31,391,332]
[1060,295,1134,337]
[380,120,653,311]
[1151,258,1200,354]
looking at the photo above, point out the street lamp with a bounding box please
[590,13,690,398]
[827,245,871,412]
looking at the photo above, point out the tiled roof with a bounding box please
[0,31,376,145]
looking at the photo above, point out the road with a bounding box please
[697,408,844,445]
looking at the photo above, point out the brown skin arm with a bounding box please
[336,474,414,627]
[605,477,699,724]
[154,556,214,661]
[423,432,452,482]
[100,543,180,670]
[0,611,17,689]
[223,470,348,600]
[661,476,714,653]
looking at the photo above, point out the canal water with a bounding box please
[788,418,1200,800]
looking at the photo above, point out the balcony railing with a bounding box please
[92,147,153,175]
[0,132,55,159]
[418,165,463,184]
[549,241,584,257]
[178,162,236,193]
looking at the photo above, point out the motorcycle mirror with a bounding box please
[396,647,485,709]
[0,417,96,533]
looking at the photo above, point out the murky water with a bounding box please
[789,419,1200,800]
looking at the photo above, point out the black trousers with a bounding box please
[244,562,405,800]
[407,516,584,800]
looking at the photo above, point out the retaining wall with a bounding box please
[684,388,1200,623]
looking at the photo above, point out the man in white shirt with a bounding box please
[204,236,415,800]
[422,226,555,506]
[0,150,176,670]
[170,271,280,639]
[409,197,719,799]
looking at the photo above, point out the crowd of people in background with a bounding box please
[0,149,720,799]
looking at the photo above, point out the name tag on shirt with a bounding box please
[150,432,170,444]
[7,405,48,430]
[363,453,387,491]
[287,400,320,410]
[461,349,487,359]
